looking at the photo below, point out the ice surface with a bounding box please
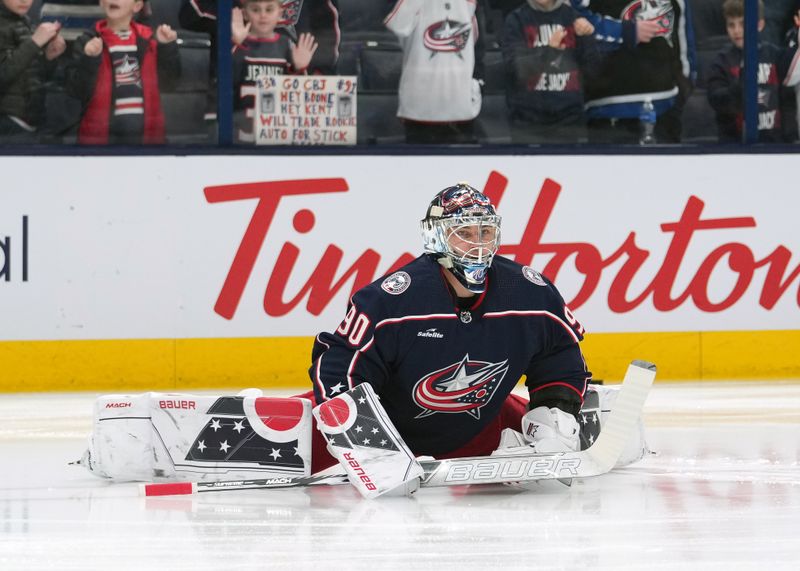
[1,383,798,570]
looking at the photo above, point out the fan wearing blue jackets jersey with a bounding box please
[501,0,605,144]
[303,183,592,472]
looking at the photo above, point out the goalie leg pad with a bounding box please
[312,383,424,499]
[79,391,313,481]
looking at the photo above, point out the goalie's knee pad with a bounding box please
[312,383,423,499]
[581,383,650,467]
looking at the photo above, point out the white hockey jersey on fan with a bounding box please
[385,0,481,122]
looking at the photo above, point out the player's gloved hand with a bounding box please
[521,406,580,453]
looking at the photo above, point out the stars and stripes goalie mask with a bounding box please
[420,183,501,293]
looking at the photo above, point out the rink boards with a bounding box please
[1,155,798,390]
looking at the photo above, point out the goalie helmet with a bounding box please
[420,183,501,293]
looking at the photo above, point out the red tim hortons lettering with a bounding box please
[489,173,799,313]
[204,178,414,319]
[264,209,414,317]
[206,172,799,319]
[204,179,349,319]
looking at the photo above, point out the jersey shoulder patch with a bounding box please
[381,271,412,295]
[522,266,547,287]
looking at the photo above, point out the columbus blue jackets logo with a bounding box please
[279,0,303,26]
[413,355,509,419]
[423,19,472,56]
[381,271,411,295]
[622,0,674,44]
[113,55,142,88]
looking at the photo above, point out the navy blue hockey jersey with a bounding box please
[502,1,604,125]
[309,254,591,457]
[233,34,293,143]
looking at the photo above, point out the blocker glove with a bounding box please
[521,406,580,453]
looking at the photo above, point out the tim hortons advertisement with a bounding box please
[0,155,798,341]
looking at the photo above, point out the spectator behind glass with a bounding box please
[232,0,317,143]
[575,0,696,144]
[501,0,603,144]
[793,0,800,136]
[0,0,66,142]
[706,0,800,142]
[385,0,483,144]
[65,0,180,144]
[179,0,340,123]
[762,0,799,46]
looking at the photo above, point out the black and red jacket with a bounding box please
[66,20,180,144]
[707,39,798,143]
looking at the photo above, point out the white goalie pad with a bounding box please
[78,391,312,482]
[312,383,424,499]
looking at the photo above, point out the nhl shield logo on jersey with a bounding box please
[381,271,411,295]
[522,266,547,286]
[413,355,509,419]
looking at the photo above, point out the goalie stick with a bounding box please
[141,360,655,497]
[418,359,655,486]
[142,472,350,496]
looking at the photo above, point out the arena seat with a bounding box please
[163,92,213,144]
[687,0,726,45]
[337,0,394,33]
[38,1,105,41]
[358,44,403,93]
[681,88,718,143]
[357,93,403,145]
[338,39,361,76]
[475,94,511,144]
[481,49,506,95]
[172,37,212,93]
[149,0,182,29]
[694,38,729,89]
[41,88,82,142]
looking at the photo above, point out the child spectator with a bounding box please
[575,0,696,144]
[707,0,800,142]
[385,0,484,144]
[179,0,339,124]
[792,0,800,135]
[232,0,317,143]
[0,0,66,142]
[65,0,180,145]
[501,0,603,144]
